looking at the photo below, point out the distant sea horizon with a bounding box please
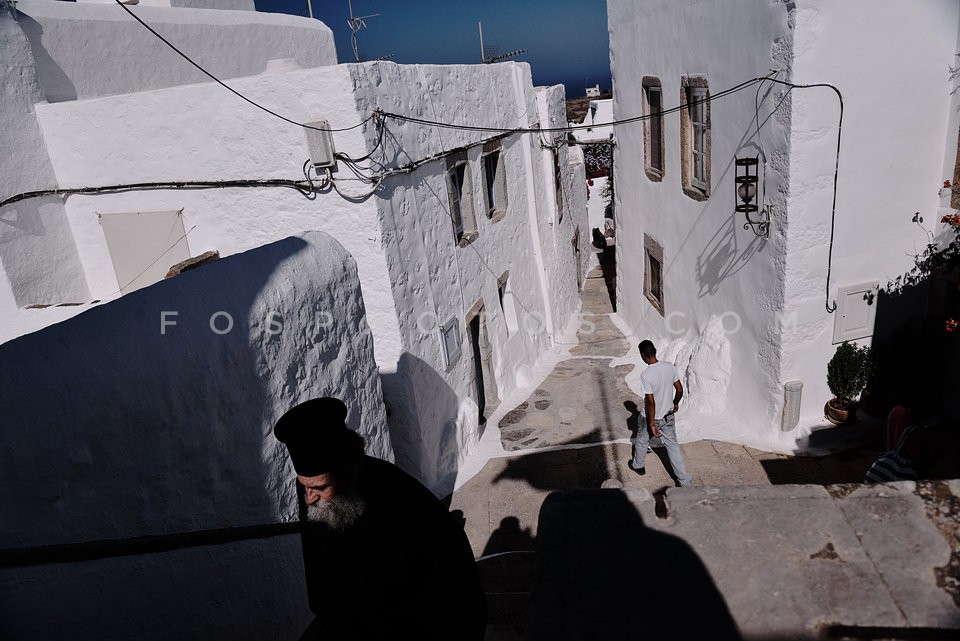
[545,73,613,100]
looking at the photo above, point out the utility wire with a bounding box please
[0,179,321,209]
[379,76,769,133]
[754,76,844,314]
[2,58,843,312]
[112,0,370,133]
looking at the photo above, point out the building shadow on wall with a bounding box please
[869,281,956,419]
[764,274,960,486]
[598,245,617,311]
[17,15,78,103]
[0,236,319,641]
[527,488,742,641]
[382,352,463,496]
[867,276,960,479]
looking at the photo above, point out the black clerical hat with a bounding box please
[273,397,354,476]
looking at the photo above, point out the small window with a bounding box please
[690,88,708,188]
[680,76,711,200]
[643,233,665,316]
[482,140,508,221]
[643,77,664,181]
[446,152,477,244]
[440,317,462,369]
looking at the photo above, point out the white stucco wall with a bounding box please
[172,0,256,10]
[608,0,795,448]
[79,0,256,8]
[13,0,335,102]
[23,54,581,494]
[0,4,92,322]
[610,0,960,448]
[0,231,387,640]
[572,98,614,143]
[783,0,960,428]
[0,1,339,337]
[566,143,592,291]
[346,62,586,492]
[536,84,591,338]
[29,62,402,361]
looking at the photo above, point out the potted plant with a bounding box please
[824,341,872,425]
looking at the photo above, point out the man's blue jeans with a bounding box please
[631,412,693,486]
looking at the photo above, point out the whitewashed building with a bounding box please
[0,0,589,492]
[608,0,960,449]
[571,98,614,144]
[571,96,615,263]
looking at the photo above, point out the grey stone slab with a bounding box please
[498,358,642,451]
[833,482,960,627]
[682,439,723,458]
[632,485,907,636]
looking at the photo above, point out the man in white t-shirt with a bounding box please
[629,340,693,486]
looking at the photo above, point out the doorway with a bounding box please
[573,227,583,290]
[467,303,499,424]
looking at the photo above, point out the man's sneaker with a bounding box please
[628,462,646,476]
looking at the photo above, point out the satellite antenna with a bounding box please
[347,0,380,62]
[488,49,527,63]
[478,21,525,64]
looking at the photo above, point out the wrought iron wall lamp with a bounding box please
[735,157,769,237]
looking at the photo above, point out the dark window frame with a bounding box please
[679,75,711,201]
[643,76,665,181]
[643,233,665,316]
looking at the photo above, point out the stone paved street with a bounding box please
[447,263,887,639]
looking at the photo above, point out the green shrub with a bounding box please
[826,342,872,408]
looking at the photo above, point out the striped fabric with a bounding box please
[865,424,919,483]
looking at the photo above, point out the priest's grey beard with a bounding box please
[305,495,366,531]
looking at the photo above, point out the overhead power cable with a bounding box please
[112,0,370,133]
[757,77,844,314]
[0,179,324,209]
[379,76,771,134]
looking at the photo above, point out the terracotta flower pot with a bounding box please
[824,398,857,425]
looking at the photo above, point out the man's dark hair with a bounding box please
[638,340,657,359]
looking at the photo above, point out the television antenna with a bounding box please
[347,0,380,62]
[479,21,525,64]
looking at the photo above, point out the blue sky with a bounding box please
[254,0,611,98]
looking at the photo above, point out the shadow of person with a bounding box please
[482,516,537,557]
[477,516,539,617]
[527,488,742,641]
[624,400,641,434]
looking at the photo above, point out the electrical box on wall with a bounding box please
[304,120,337,170]
[832,281,879,344]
